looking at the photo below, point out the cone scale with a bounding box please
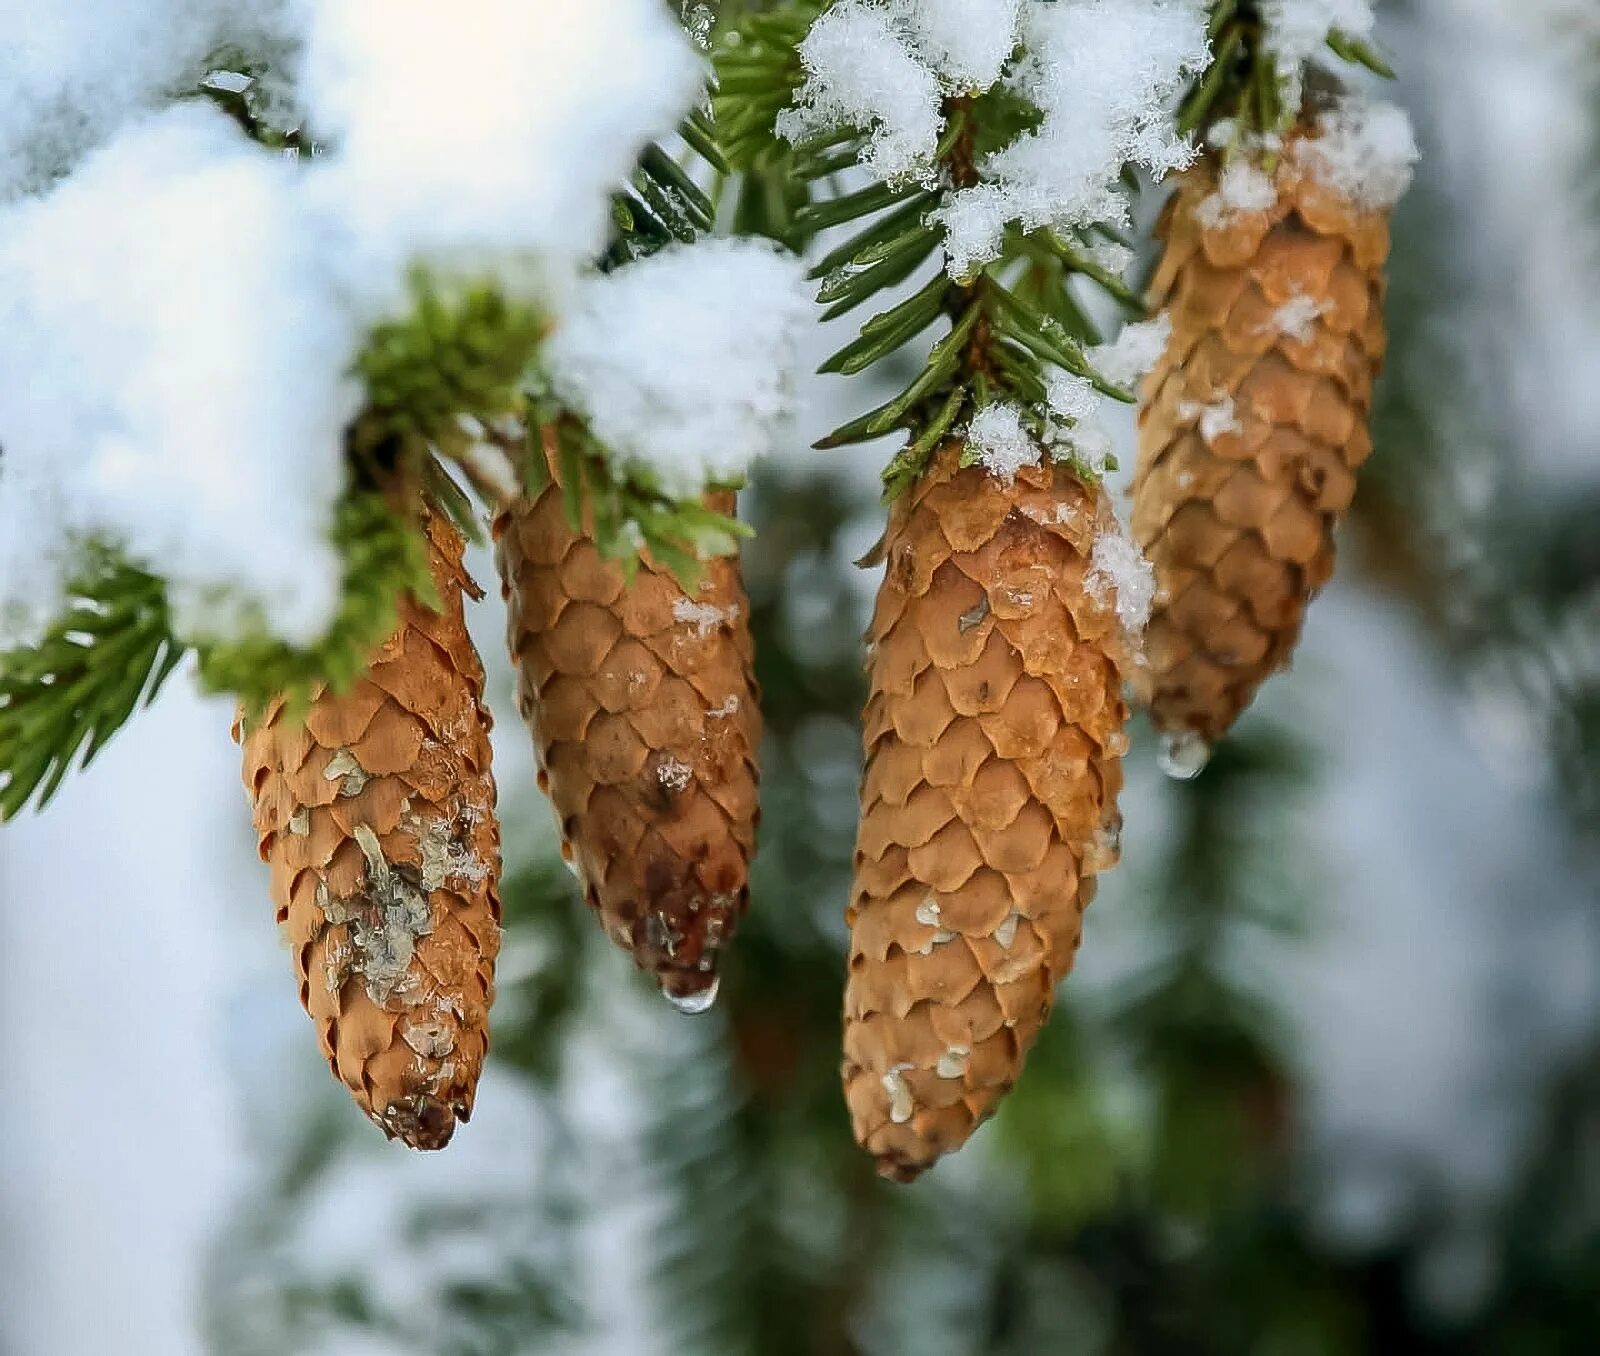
[239,511,502,1150]
[495,432,761,1007]
[1132,135,1392,745]
[843,441,1131,1180]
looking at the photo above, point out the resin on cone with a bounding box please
[495,430,761,1007]
[844,441,1132,1180]
[1132,132,1392,744]
[239,511,501,1150]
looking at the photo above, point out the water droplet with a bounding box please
[1159,731,1212,781]
[665,977,720,1015]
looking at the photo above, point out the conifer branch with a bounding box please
[200,492,435,719]
[772,74,1137,498]
[0,490,437,816]
[0,557,183,819]
[1181,0,1397,146]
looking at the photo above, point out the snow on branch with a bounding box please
[0,107,358,647]
[299,0,704,312]
[1263,1,1377,75]
[543,240,813,501]
[936,0,1209,275]
[0,0,707,648]
[777,0,1209,277]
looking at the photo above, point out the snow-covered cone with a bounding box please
[238,511,502,1150]
[1132,135,1391,746]
[494,433,761,1008]
[844,441,1132,1180]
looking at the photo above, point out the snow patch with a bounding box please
[543,240,812,499]
[890,0,1024,91]
[1179,394,1241,442]
[1089,314,1173,388]
[1263,0,1376,74]
[673,596,742,638]
[1086,240,1136,278]
[778,1,945,183]
[881,1064,916,1123]
[967,402,1040,484]
[1045,370,1103,425]
[298,0,704,311]
[1087,529,1156,635]
[0,106,357,646]
[1197,158,1279,227]
[0,0,708,647]
[1295,98,1420,211]
[933,0,1209,274]
[1268,290,1332,342]
[0,0,296,200]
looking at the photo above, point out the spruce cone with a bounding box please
[1132,137,1391,747]
[494,436,761,1008]
[239,511,501,1150]
[843,442,1132,1180]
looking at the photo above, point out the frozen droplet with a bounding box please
[666,977,720,1015]
[1159,731,1212,781]
[935,1046,970,1079]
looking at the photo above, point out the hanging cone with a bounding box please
[1132,132,1392,747]
[843,441,1132,1180]
[494,430,761,1009]
[238,510,501,1150]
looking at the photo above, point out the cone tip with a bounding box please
[874,1152,928,1185]
[382,1094,460,1151]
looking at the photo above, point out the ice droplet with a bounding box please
[665,977,720,1015]
[1159,731,1212,781]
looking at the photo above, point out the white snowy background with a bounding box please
[4,1,1600,1351]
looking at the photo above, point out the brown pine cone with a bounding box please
[494,434,761,1009]
[843,441,1132,1180]
[1132,135,1392,752]
[239,511,501,1150]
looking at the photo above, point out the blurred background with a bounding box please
[3,1,1599,1351]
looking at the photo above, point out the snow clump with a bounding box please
[542,240,813,500]
[966,402,1042,484]
[1295,98,1419,211]
[933,0,1211,274]
[0,0,713,646]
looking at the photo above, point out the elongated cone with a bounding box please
[844,442,1132,1180]
[239,511,501,1149]
[1132,135,1391,744]
[494,433,761,1008]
